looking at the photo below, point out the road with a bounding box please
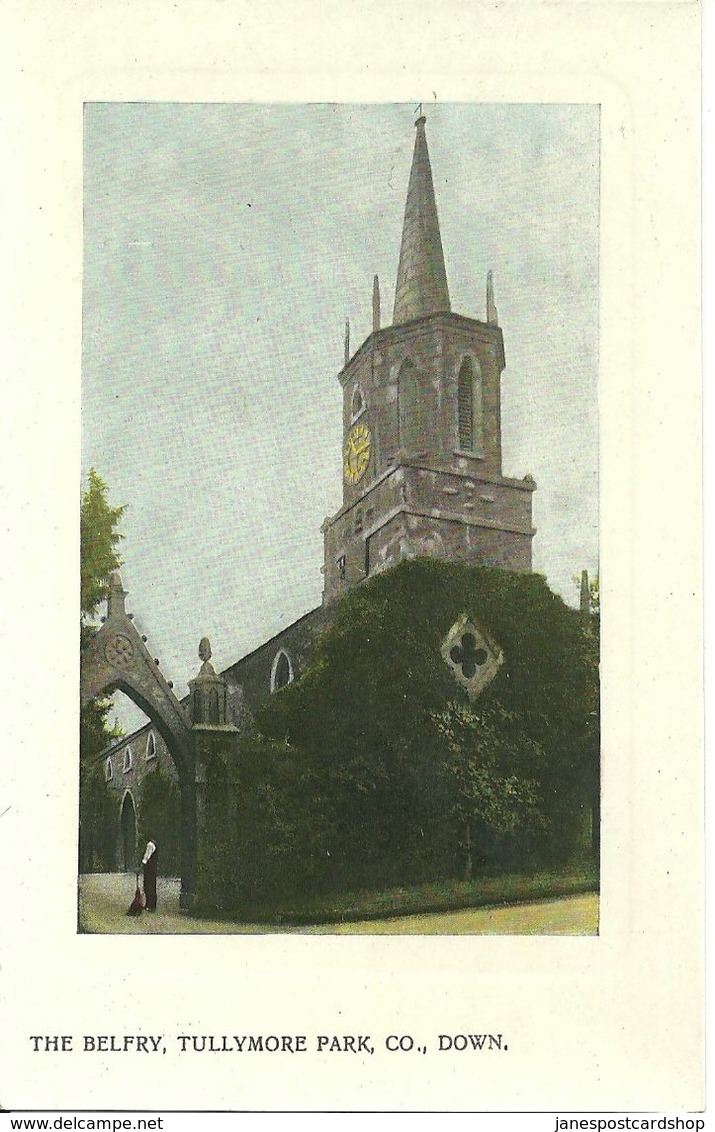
[79,874,598,935]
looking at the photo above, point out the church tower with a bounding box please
[322,114,536,602]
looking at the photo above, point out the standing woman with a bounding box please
[142,839,158,912]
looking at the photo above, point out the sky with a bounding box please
[82,102,600,730]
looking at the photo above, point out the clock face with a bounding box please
[343,422,371,485]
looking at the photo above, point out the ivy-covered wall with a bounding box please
[194,559,599,916]
[137,767,182,877]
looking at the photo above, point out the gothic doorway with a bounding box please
[120,792,137,872]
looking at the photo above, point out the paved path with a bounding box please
[79,874,598,935]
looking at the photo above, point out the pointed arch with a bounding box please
[81,610,192,781]
[350,383,367,422]
[99,672,191,780]
[80,577,197,906]
[457,356,483,454]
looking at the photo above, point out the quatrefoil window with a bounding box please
[441,614,504,701]
[449,633,489,679]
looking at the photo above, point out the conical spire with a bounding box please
[393,115,451,325]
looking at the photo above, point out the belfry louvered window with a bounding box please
[458,361,474,449]
[458,357,481,452]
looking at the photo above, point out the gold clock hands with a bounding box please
[344,425,370,484]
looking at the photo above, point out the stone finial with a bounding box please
[190,636,228,725]
[197,636,216,677]
[107,572,127,620]
[486,270,499,325]
[344,318,350,367]
[372,275,381,332]
[580,570,590,617]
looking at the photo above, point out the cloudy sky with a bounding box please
[82,102,599,728]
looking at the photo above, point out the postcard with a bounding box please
[0,0,702,1114]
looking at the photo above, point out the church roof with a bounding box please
[393,115,451,326]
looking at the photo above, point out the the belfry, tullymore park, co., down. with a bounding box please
[80,110,599,922]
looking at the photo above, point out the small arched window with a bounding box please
[351,384,365,421]
[105,757,113,782]
[123,747,133,773]
[270,649,294,693]
[457,357,482,453]
[398,359,423,450]
[145,732,156,761]
[206,688,220,724]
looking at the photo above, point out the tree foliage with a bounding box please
[79,470,126,872]
[81,468,125,621]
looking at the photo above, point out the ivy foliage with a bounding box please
[198,559,599,911]
[138,768,181,876]
[259,559,598,884]
[79,698,123,872]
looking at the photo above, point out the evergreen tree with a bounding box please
[81,468,125,622]
[79,471,126,872]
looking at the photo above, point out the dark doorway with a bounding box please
[120,793,137,872]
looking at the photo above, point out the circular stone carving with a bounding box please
[104,633,135,668]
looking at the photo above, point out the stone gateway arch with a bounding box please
[80,573,238,908]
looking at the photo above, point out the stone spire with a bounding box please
[393,115,451,326]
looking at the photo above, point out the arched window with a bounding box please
[270,649,294,693]
[457,357,482,453]
[145,732,156,761]
[206,688,220,724]
[398,359,423,450]
[351,384,365,421]
[123,746,133,773]
[105,757,113,782]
